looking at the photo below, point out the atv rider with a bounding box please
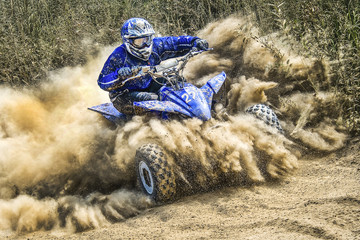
[97,18,209,115]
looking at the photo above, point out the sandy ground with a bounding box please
[10,137,359,240]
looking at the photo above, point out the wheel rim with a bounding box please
[139,161,154,195]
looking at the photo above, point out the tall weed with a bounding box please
[0,0,358,134]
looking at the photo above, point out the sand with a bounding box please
[12,137,359,240]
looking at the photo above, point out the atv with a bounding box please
[89,49,282,202]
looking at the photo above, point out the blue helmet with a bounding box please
[121,18,155,61]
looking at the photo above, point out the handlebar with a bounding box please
[119,48,212,89]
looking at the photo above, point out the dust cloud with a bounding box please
[0,15,347,234]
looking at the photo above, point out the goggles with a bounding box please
[129,35,153,48]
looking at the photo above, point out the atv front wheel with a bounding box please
[135,144,176,202]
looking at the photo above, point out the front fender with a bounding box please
[134,100,192,117]
[200,71,226,108]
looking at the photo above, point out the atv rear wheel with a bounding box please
[246,104,283,133]
[135,144,176,202]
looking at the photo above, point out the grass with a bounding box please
[0,0,359,134]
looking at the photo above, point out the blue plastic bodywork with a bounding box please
[89,71,226,123]
[88,102,127,123]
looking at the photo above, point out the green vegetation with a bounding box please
[0,0,359,134]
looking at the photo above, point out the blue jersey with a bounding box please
[97,36,199,93]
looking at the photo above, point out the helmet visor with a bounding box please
[130,36,153,48]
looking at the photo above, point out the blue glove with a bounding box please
[194,39,209,51]
[118,67,132,79]
[118,66,141,79]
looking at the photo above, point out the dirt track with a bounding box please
[14,138,359,240]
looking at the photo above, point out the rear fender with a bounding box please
[88,103,127,123]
